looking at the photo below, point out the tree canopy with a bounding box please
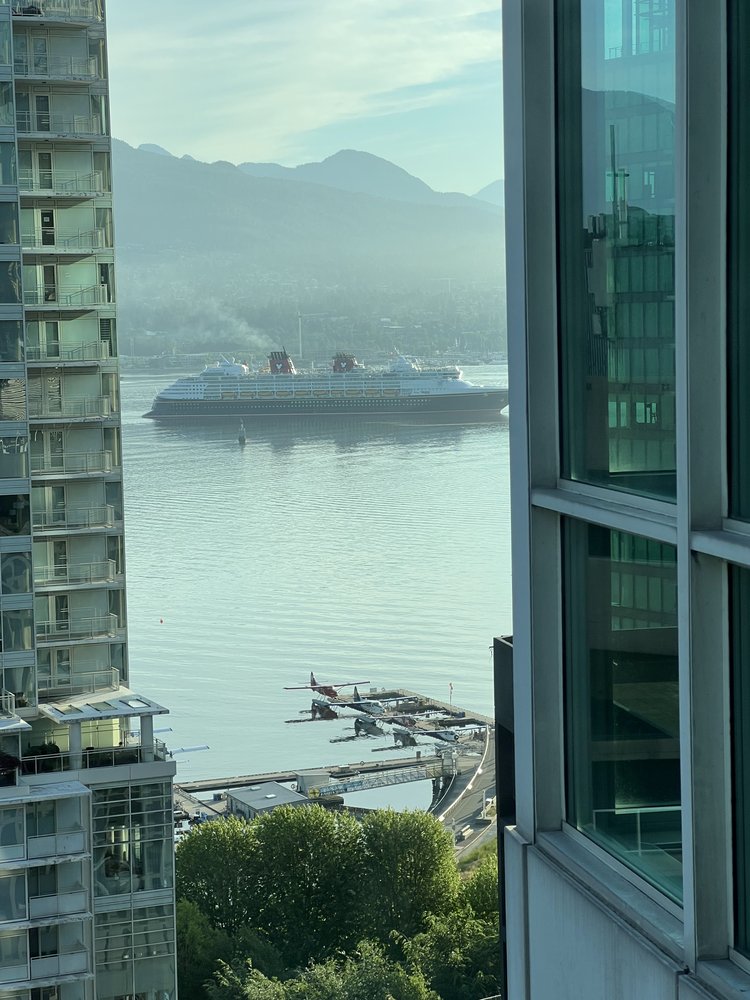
[176,805,501,1000]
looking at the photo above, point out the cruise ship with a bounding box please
[144,351,508,420]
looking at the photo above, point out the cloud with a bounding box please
[106,0,501,168]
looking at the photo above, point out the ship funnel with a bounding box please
[269,350,296,374]
[332,352,358,373]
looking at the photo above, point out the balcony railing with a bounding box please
[22,228,108,251]
[33,504,115,532]
[34,558,116,587]
[37,666,119,696]
[19,169,106,197]
[27,341,110,363]
[28,395,113,419]
[21,739,169,775]
[13,1,103,21]
[16,111,103,137]
[30,450,112,475]
[14,55,100,79]
[35,612,119,642]
[24,284,112,307]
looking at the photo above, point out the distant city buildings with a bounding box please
[503,1,750,997]
[0,4,177,1000]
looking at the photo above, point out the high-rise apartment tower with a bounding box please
[0,4,177,1000]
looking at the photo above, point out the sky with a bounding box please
[106,0,503,195]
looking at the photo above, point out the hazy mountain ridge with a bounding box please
[113,141,505,355]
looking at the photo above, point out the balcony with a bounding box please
[24,285,112,308]
[28,396,113,420]
[27,341,110,364]
[22,228,109,254]
[19,169,106,198]
[16,111,104,138]
[12,0,103,22]
[33,504,115,532]
[14,55,101,81]
[21,738,169,775]
[30,450,112,476]
[37,666,119,698]
[29,886,87,919]
[33,558,116,588]
[35,612,119,643]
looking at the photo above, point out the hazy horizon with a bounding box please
[106,0,504,195]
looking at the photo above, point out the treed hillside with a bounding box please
[111,142,506,358]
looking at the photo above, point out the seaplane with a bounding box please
[284,672,371,700]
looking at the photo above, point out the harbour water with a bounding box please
[119,367,512,798]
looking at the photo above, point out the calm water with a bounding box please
[119,368,512,791]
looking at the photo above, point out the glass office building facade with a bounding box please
[504,0,750,996]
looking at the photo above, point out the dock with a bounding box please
[174,686,497,850]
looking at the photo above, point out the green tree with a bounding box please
[461,853,500,920]
[176,900,234,1000]
[205,961,287,1000]
[288,942,438,1000]
[176,816,259,933]
[360,810,460,942]
[405,908,501,1000]
[206,943,438,1000]
[249,805,364,967]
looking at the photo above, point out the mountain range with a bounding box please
[111,142,505,353]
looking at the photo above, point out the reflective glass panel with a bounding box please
[733,566,750,955]
[729,0,750,519]
[564,518,681,900]
[558,0,676,499]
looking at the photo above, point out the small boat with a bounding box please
[238,421,246,446]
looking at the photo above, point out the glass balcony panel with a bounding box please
[35,612,118,642]
[34,558,116,587]
[33,504,115,531]
[24,284,111,307]
[15,110,102,136]
[13,1,102,20]
[14,54,99,78]
[29,451,112,475]
[37,666,118,697]
[28,396,111,419]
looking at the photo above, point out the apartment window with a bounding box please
[0,379,24,421]
[0,323,23,363]
[28,865,56,899]
[0,807,23,860]
[557,0,677,500]
[30,925,57,959]
[0,437,27,480]
[0,204,17,245]
[0,873,25,920]
[564,519,681,900]
[2,610,32,652]
[0,494,30,535]
[1,552,31,593]
[0,24,9,68]
[0,265,20,305]
[26,800,55,838]
[0,144,15,185]
[729,0,750,519]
